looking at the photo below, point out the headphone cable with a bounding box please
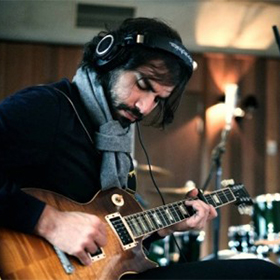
[135,122,189,264]
[135,122,166,205]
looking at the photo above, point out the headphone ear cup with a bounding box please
[94,33,130,71]
[96,47,131,71]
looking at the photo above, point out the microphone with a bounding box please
[224,84,238,131]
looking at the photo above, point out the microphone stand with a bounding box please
[202,126,231,259]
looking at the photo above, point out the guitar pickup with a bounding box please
[105,212,137,250]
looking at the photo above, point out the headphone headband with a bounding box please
[95,32,193,74]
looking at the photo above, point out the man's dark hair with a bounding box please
[81,17,193,128]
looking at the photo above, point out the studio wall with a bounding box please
[1,40,279,258]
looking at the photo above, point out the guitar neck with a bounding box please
[124,187,236,238]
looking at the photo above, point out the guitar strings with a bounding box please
[135,122,188,263]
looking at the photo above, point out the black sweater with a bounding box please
[0,79,103,233]
[0,78,160,249]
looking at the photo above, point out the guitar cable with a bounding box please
[135,122,189,264]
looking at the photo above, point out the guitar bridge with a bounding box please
[88,246,106,262]
[106,212,137,250]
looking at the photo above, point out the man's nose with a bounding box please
[135,94,157,116]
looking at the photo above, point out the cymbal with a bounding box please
[150,181,196,194]
[136,164,173,177]
[158,187,189,194]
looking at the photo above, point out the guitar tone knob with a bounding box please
[111,194,124,207]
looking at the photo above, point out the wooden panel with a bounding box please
[56,46,83,80]
[29,45,54,84]
[3,43,35,96]
[265,59,280,194]
[0,42,82,100]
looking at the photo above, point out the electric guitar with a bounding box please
[0,183,252,280]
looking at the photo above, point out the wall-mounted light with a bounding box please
[208,84,258,122]
[224,83,238,131]
[206,83,238,130]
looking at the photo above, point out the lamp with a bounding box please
[207,88,258,126]
[206,83,238,131]
[224,83,238,131]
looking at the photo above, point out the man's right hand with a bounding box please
[34,205,107,266]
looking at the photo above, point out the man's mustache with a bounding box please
[116,104,144,121]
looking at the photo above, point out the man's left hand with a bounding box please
[157,188,217,237]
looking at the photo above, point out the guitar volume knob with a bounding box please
[112,194,124,206]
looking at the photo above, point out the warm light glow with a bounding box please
[206,83,238,134]
[224,83,238,130]
[206,103,226,129]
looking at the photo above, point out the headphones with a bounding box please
[94,32,193,75]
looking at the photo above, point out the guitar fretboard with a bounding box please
[124,187,236,238]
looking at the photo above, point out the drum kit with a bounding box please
[227,193,280,264]
[148,230,205,266]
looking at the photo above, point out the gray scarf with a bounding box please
[72,67,133,190]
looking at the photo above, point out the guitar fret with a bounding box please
[131,218,140,236]
[164,206,175,223]
[141,213,154,231]
[224,189,235,201]
[137,214,149,233]
[169,204,181,222]
[144,212,156,231]
[156,208,169,227]
[218,191,228,204]
[135,215,146,234]
[205,195,216,207]
[164,206,175,225]
[130,217,142,235]
[179,203,189,216]
[152,210,162,227]
[125,218,138,236]
[173,203,185,220]
[147,210,160,230]
[212,193,222,206]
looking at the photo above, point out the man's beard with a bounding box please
[106,70,143,127]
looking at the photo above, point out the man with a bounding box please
[0,17,279,279]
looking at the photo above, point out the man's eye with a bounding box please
[137,78,153,92]
[137,79,147,90]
